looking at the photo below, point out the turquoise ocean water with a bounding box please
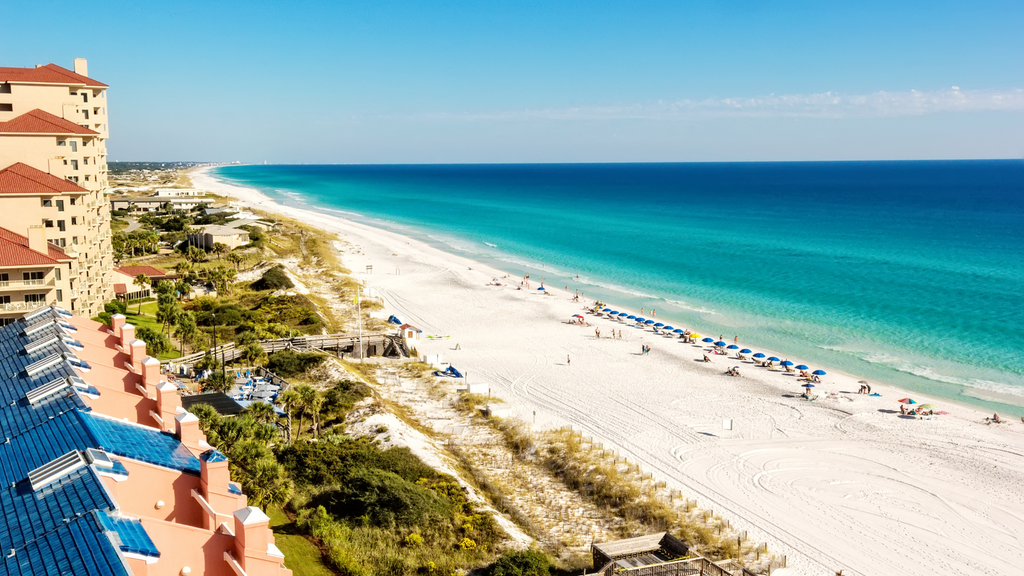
[212,162,1024,415]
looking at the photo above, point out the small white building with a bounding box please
[400,324,422,342]
[153,188,205,197]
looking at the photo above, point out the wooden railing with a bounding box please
[164,331,408,368]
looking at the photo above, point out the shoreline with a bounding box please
[192,165,1024,575]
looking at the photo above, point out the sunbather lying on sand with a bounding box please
[703,354,711,363]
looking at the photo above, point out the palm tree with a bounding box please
[212,242,229,261]
[242,342,267,367]
[174,311,197,355]
[245,401,277,427]
[226,251,245,270]
[309,393,325,439]
[278,389,299,444]
[132,273,150,314]
[294,384,316,441]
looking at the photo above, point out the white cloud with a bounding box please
[408,88,1024,122]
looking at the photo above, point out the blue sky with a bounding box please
[5,0,1023,162]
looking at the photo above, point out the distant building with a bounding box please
[112,265,174,301]
[110,196,215,212]
[152,187,204,197]
[0,59,116,318]
[188,224,251,251]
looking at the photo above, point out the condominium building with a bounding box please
[0,59,114,317]
[0,225,74,324]
[1,306,292,576]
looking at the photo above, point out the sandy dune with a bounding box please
[193,167,1024,576]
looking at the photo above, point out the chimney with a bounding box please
[110,314,126,335]
[200,450,235,529]
[129,338,147,367]
[156,383,180,431]
[27,226,48,253]
[141,356,161,388]
[175,411,203,452]
[119,323,135,349]
[233,507,271,563]
[73,58,88,77]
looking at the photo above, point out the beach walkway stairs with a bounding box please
[167,331,406,369]
[588,533,759,576]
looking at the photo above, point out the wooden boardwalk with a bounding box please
[165,331,409,368]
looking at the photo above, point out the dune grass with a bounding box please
[267,506,339,576]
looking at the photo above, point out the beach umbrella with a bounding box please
[803,383,815,388]
[572,314,583,318]
[627,315,636,320]
[714,341,726,347]
[727,344,739,350]
[702,337,715,343]
[673,329,684,334]
[917,404,935,410]
[768,356,780,362]
[663,326,674,330]
[607,310,618,315]
[654,322,665,327]
[740,348,752,354]
[644,320,655,325]
[796,364,809,370]
[898,398,917,404]
[812,369,827,375]
[690,333,701,338]
[753,353,766,359]
[537,286,545,290]
[618,312,629,317]
[781,360,794,366]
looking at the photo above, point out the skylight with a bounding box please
[24,353,62,376]
[28,450,87,491]
[25,377,70,404]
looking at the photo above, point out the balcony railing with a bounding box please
[0,301,48,313]
[0,279,53,290]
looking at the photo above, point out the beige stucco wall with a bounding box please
[0,133,106,190]
[0,81,109,139]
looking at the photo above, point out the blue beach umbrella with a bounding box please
[654,322,665,327]
[812,369,827,376]
[715,341,727,347]
[663,326,674,331]
[796,365,809,370]
[618,312,629,316]
[803,383,815,388]
[607,310,618,315]
[627,315,636,320]
[727,345,739,350]
[781,360,794,366]
[740,349,752,354]
[537,286,545,290]
[753,353,766,359]
[644,320,655,325]
[702,337,715,343]
[768,356,780,362]
[673,329,684,333]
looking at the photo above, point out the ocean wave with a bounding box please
[662,298,720,315]
[858,352,1024,398]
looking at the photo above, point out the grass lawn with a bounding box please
[124,300,182,360]
[267,506,338,576]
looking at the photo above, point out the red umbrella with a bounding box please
[898,398,918,404]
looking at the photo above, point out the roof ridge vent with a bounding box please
[25,377,70,404]
[22,306,53,322]
[23,353,62,376]
[28,450,87,491]
[22,320,55,337]
[24,335,60,355]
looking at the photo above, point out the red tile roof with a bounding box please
[0,226,60,267]
[0,163,88,195]
[113,283,127,294]
[0,63,107,88]
[0,109,98,135]
[0,226,72,261]
[116,265,170,279]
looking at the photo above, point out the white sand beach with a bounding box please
[192,166,1024,576]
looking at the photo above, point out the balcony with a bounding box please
[0,301,48,314]
[0,279,54,290]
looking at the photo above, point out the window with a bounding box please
[57,220,66,232]
[71,217,77,225]
[44,220,54,228]
[25,294,46,304]
[55,238,66,248]
[82,93,88,103]
[0,273,8,284]
[0,83,10,94]
[42,199,52,207]
[70,141,77,152]
[82,109,89,119]
[69,197,76,205]
[84,176,90,182]
[57,140,66,146]
[70,90,78,96]
[83,158,88,165]
[56,200,64,212]
[56,290,63,302]
[23,272,44,282]
[66,176,78,183]
[55,268,61,281]
[0,296,10,306]
[0,104,11,112]
[70,160,78,171]
[0,319,14,327]
[72,236,79,245]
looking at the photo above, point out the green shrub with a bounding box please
[135,326,171,355]
[253,265,293,291]
[404,533,423,548]
[104,300,128,315]
[485,549,552,576]
[310,468,454,528]
[266,350,325,377]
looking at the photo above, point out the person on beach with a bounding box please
[595,327,601,338]
[703,354,711,362]
[651,309,656,317]
[567,355,571,366]
[641,307,645,315]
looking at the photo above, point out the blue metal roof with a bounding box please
[96,510,160,558]
[80,412,201,475]
[200,449,228,463]
[0,411,97,487]
[0,467,114,557]
[2,513,129,576]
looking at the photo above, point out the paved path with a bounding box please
[123,218,142,232]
